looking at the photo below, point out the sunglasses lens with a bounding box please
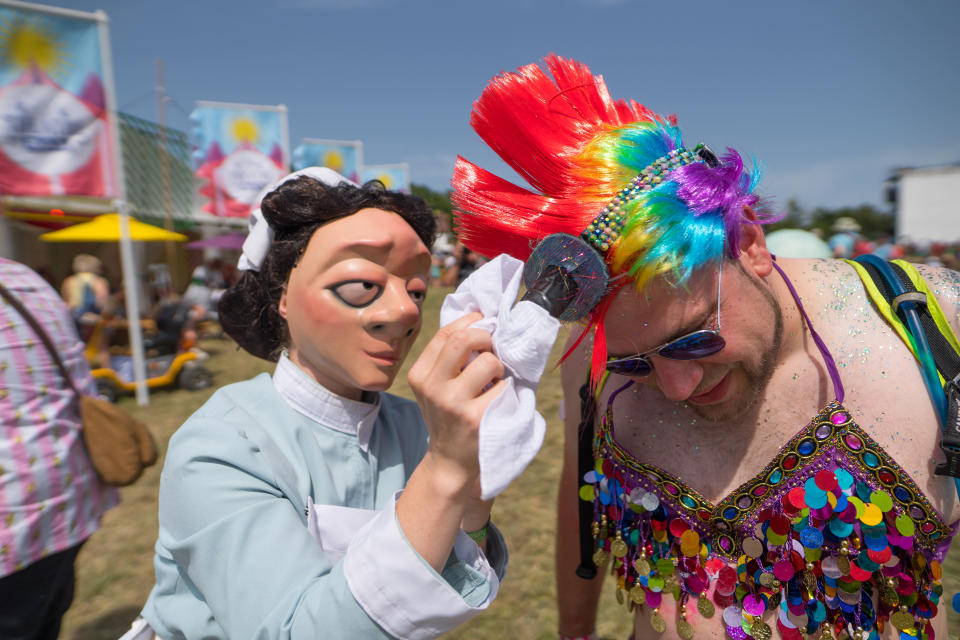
[606,357,653,377]
[659,331,726,360]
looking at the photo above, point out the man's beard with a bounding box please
[692,268,784,422]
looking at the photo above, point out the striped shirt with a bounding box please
[0,258,119,578]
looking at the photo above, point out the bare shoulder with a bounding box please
[913,262,960,335]
[787,258,865,305]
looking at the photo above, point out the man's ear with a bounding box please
[739,205,773,277]
[278,286,288,320]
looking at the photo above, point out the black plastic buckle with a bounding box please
[935,373,960,479]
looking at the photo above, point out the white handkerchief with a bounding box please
[440,254,560,499]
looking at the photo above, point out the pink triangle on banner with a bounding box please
[205,141,225,165]
[269,143,284,167]
[78,73,105,113]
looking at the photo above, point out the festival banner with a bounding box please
[0,1,119,198]
[292,138,362,183]
[361,162,410,193]
[190,101,288,218]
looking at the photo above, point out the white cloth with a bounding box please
[237,167,359,272]
[439,254,560,499]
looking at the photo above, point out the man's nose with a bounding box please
[647,356,704,402]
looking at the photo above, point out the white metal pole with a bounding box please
[117,203,148,405]
[97,9,149,405]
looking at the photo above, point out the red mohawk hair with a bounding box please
[452,54,659,261]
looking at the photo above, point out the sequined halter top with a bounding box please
[579,261,954,640]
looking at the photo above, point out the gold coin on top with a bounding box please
[890,611,915,631]
[697,597,715,618]
[634,556,652,576]
[611,538,628,558]
[630,585,646,604]
[677,618,695,640]
[592,549,610,568]
[751,621,772,640]
[616,588,625,605]
[758,572,776,588]
[650,612,667,634]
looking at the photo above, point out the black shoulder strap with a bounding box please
[854,257,960,479]
[855,259,960,382]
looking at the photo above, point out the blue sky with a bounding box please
[48,0,960,211]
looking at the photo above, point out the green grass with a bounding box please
[61,289,960,639]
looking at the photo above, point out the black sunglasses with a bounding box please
[606,264,725,377]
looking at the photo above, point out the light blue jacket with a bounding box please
[142,357,506,639]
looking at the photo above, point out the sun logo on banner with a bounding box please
[0,14,70,78]
[230,117,259,144]
[322,150,344,173]
[376,173,394,188]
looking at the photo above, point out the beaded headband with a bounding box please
[581,143,721,253]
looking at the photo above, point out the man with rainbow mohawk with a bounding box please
[453,55,960,640]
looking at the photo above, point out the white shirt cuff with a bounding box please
[343,491,500,640]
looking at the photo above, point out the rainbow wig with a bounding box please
[452,54,778,381]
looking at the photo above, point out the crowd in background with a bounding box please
[824,216,959,268]
[429,211,487,287]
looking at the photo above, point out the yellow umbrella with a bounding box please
[40,213,187,242]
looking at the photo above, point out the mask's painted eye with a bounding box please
[408,287,427,305]
[330,281,383,307]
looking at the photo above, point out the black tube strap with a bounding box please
[575,382,598,580]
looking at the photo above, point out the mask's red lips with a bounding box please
[688,372,730,405]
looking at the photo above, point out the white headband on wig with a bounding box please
[237,167,360,272]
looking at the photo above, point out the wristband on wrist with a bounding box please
[464,518,490,544]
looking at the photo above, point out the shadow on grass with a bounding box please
[68,604,142,640]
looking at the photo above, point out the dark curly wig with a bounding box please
[218,176,436,361]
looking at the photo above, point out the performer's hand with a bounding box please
[408,311,507,494]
